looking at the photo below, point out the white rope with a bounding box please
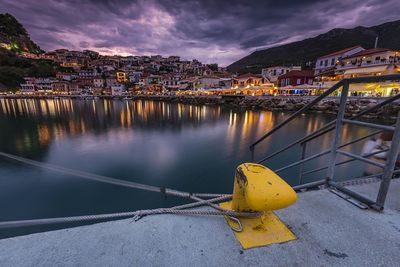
[0,195,260,229]
[0,152,262,230]
[0,152,226,199]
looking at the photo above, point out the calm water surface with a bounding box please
[0,98,377,238]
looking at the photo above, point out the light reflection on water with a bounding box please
[0,98,376,238]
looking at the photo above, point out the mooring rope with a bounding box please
[0,152,262,229]
[0,195,245,229]
[0,152,224,199]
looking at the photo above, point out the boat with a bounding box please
[361,131,400,175]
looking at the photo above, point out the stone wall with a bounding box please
[135,95,400,120]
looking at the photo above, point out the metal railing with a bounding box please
[250,74,400,211]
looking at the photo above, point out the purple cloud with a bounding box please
[0,0,399,66]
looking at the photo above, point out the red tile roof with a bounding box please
[319,46,364,59]
[279,70,314,79]
[344,48,391,58]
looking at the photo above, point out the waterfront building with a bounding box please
[35,78,56,94]
[51,81,70,95]
[232,73,267,88]
[19,77,36,95]
[192,76,230,90]
[230,73,274,95]
[278,70,314,86]
[277,70,315,95]
[337,48,400,96]
[314,46,365,76]
[337,48,400,77]
[261,66,301,84]
[19,77,56,95]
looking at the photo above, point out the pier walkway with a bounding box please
[1,179,399,267]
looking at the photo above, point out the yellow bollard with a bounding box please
[220,163,297,249]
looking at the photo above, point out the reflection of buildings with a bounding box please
[0,99,227,153]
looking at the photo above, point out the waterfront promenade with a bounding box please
[1,179,399,266]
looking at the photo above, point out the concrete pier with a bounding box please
[0,180,399,266]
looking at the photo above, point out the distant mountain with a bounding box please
[0,13,42,54]
[227,20,400,73]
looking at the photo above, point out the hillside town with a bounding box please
[11,45,400,98]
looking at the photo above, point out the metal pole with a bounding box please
[292,179,326,191]
[328,181,376,207]
[375,111,400,208]
[326,81,349,182]
[275,149,331,173]
[298,143,307,184]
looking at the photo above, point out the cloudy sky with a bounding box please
[0,0,399,65]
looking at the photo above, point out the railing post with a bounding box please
[250,146,255,162]
[326,80,349,183]
[298,142,307,184]
[375,111,400,209]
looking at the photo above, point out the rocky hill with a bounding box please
[0,13,42,54]
[227,20,400,73]
[0,14,56,91]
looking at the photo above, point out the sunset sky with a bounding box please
[1,0,399,65]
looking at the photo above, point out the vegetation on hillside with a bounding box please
[0,13,42,54]
[0,48,57,91]
[0,13,54,91]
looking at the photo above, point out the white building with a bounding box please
[336,48,400,77]
[315,46,365,75]
[196,76,231,90]
[261,66,301,83]
[111,84,126,96]
[19,77,36,94]
[20,77,56,94]
[161,74,182,90]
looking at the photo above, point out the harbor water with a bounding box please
[0,98,381,238]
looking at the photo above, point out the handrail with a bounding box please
[249,80,343,149]
[252,74,400,163]
[257,91,399,164]
[248,74,400,210]
[299,92,400,145]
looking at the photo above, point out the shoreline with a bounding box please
[1,94,399,120]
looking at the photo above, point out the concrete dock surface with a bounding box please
[0,179,399,267]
